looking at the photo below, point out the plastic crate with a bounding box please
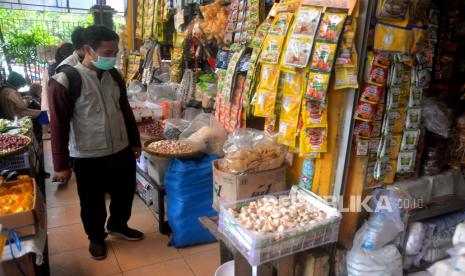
[219,186,341,266]
[0,152,30,171]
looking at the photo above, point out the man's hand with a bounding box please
[53,169,72,183]
[133,147,142,160]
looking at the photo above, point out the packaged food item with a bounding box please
[397,151,416,173]
[306,71,330,102]
[292,7,321,37]
[310,42,337,73]
[250,18,273,49]
[364,51,375,82]
[257,64,280,92]
[354,102,377,122]
[368,65,388,86]
[278,120,298,147]
[354,121,373,138]
[401,129,420,151]
[389,62,405,87]
[361,84,384,104]
[409,87,423,107]
[375,104,385,121]
[365,164,379,187]
[334,67,359,90]
[280,95,302,122]
[282,71,304,96]
[264,117,278,136]
[283,38,314,68]
[374,23,413,53]
[299,158,315,190]
[316,12,347,42]
[373,51,391,68]
[260,36,286,64]
[390,135,402,160]
[369,138,381,154]
[377,134,392,159]
[384,108,405,134]
[372,121,383,137]
[374,157,389,180]
[384,160,397,184]
[378,0,410,20]
[304,100,327,127]
[405,108,421,129]
[253,90,277,118]
[269,12,294,36]
[301,127,327,153]
[386,87,401,109]
[356,138,369,156]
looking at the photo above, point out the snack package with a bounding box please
[356,138,369,156]
[386,87,401,109]
[384,108,405,134]
[377,134,392,159]
[280,95,302,122]
[373,51,391,68]
[368,65,389,86]
[361,84,384,104]
[364,51,375,82]
[304,100,327,127]
[397,151,416,173]
[299,158,315,190]
[390,135,402,160]
[292,7,322,37]
[283,38,314,68]
[354,102,377,122]
[260,35,286,64]
[409,87,423,107]
[375,104,385,121]
[354,121,373,138]
[316,12,347,42]
[282,71,304,96]
[374,157,388,180]
[310,42,337,72]
[301,127,328,153]
[264,117,278,136]
[401,129,420,151]
[405,108,421,129]
[374,23,413,53]
[253,90,277,117]
[372,121,383,137]
[334,67,359,90]
[378,0,410,20]
[278,120,299,147]
[257,64,281,92]
[384,160,398,184]
[369,138,381,154]
[306,71,330,102]
[250,18,273,49]
[269,12,294,36]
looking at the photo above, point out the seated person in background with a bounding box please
[26,82,42,110]
[0,72,41,120]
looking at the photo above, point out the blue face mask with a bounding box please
[91,55,116,70]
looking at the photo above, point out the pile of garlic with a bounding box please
[227,195,327,237]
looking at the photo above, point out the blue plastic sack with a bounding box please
[164,154,218,248]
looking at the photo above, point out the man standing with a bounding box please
[48,26,143,260]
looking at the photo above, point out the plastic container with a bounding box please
[215,261,234,276]
[0,152,30,171]
[219,187,341,266]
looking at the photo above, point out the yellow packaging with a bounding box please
[254,90,277,118]
[306,71,330,102]
[411,27,426,53]
[334,67,359,90]
[303,100,327,127]
[269,12,294,36]
[282,37,314,68]
[280,95,302,122]
[278,120,298,147]
[301,127,328,153]
[374,23,413,53]
[390,135,402,160]
[260,35,286,64]
[384,160,397,184]
[0,233,5,260]
[393,108,405,133]
[282,71,304,96]
[257,64,280,92]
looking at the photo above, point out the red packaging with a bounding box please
[354,102,377,121]
[354,121,373,138]
[368,65,388,86]
[373,51,390,68]
[361,84,384,104]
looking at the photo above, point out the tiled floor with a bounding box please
[43,141,220,276]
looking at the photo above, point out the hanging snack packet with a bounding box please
[386,87,401,109]
[302,127,328,152]
[408,87,423,107]
[354,121,373,138]
[299,158,315,190]
[306,71,330,102]
[356,138,369,156]
[377,134,392,159]
[368,65,388,86]
[269,12,294,36]
[253,90,277,117]
[374,157,389,181]
[373,51,391,68]
[310,42,337,73]
[282,71,304,96]
[372,121,382,137]
[361,84,384,104]
[260,36,286,64]
[278,120,298,147]
[283,38,314,68]
[390,135,402,160]
[316,12,347,42]
[257,64,280,92]
[397,151,416,173]
[384,108,405,134]
[401,129,420,151]
[369,138,381,154]
[364,51,375,82]
[390,62,405,87]
[354,102,377,122]
[405,108,421,129]
[292,6,321,37]
[250,18,273,49]
[375,104,385,121]
[334,67,359,90]
[383,160,397,184]
[264,117,278,135]
[304,100,327,127]
[280,95,302,122]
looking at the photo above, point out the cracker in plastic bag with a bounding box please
[368,64,388,86]
[310,42,337,73]
[354,121,373,138]
[306,71,330,102]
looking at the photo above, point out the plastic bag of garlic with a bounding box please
[218,186,341,266]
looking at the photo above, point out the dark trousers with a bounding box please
[72,147,136,242]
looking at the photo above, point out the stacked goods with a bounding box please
[0,176,34,215]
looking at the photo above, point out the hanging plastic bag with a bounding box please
[163,119,190,140]
[421,97,452,138]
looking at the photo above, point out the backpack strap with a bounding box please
[55,64,82,103]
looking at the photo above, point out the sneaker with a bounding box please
[107,227,144,241]
[89,241,107,260]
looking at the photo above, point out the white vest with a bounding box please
[53,63,129,158]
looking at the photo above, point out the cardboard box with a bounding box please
[0,178,45,238]
[212,160,287,210]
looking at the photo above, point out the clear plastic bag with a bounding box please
[422,97,452,138]
[220,129,287,174]
[163,119,190,140]
[147,83,178,103]
[180,114,227,156]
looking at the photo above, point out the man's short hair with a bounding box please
[71,27,86,50]
[82,25,119,50]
